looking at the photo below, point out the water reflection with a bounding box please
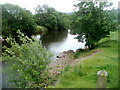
[36,30,85,59]
[41,30,68,48]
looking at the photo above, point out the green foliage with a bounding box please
[108,9,118,23]
[2,3,70,37]
[64,65,71,72]
[2,30,53,88]
[35,5,68,31]
[73,51,80,59]
[71,1,117,50]
[2,3,37,37]
[35,25,48,33]
[110,30,118,41]
[53,33,118,88]
[55,12,70,30]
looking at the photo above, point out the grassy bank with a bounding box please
[35,25,48,34]
[50,30,118,88]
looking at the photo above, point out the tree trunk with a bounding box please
[88,45,91,50]
[91,44,94,49]
[88,44,94,50]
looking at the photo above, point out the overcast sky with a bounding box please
[0,0,119,13]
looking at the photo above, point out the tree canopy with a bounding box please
[2,3,69,38]
[35,4,68,31]
[2,3,36,37]
[70,1,117,50]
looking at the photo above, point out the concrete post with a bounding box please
[97,70,108,88]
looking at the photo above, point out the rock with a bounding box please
[54,71,60,77]
[0,36,4,41]
[67,50,74,53]
[83,46,88,50]
[76,48,84,52]
[63,51,67,53]
[57,50,74,58]
[57,52,66,58]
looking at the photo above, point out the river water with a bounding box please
[35,30,85,59]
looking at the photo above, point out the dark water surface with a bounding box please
[35,30,85,59]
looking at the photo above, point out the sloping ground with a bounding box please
[48,31,118,88]
[48,49,102,76]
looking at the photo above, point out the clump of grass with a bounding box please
[73,51,80,59]
[64,65,71,72]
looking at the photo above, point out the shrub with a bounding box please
[2,30,53,88]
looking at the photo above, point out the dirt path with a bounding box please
[48,49,102,76]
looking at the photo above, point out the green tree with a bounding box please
[35,5,57,30]
[108,9,118,23]
[71,1,117,50]
[2,30,53,88]
[2,3,36,37]
[35,4,68,31]
[55,12,69,30]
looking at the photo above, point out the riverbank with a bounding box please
[48,49,102,76]
[48,30,118,88]
[34,25,48,34]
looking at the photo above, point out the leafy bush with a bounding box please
[2,30,53,88]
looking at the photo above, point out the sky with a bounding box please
[0,0,119,13]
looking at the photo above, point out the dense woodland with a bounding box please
[1,1,118,88]
[1,3,70,38]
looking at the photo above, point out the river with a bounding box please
[35,29,85,59]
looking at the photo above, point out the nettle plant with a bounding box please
[2,30,53,88]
